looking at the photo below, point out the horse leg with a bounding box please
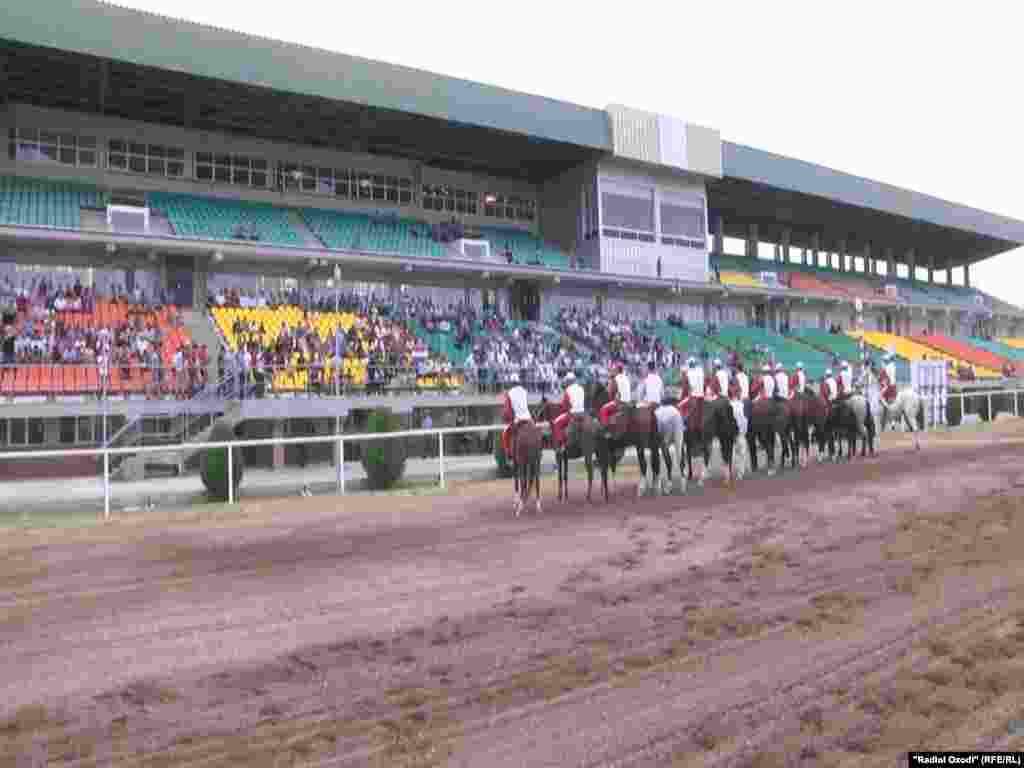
[534,457,542,516]
[636,445,648,498]
[746,432,758,473]
[650,437,661,497]
[585,451,593,502]
[514,464,523,517]
[765,432,777,476]
[903,411,920,451]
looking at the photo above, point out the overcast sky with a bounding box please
[120,0,1024,309]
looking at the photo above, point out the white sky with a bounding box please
[119,0,1024,309]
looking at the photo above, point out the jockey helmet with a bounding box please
[648,360,656,371]
[687,356,696,366]
[796,362,803,369]
[775,362,784,372]
[841,360,850,369]
[825,368,833,377]
[564,372,576,383]
[761,364,771,373]
[713,358,721,367]
[613,362,624,373]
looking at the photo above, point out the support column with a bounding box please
[781,229,791,264]
[964,262,971,288]
[272,420,286,469]
[907,248,917,282]
[837,240,847,272]
[811,233,820,267]
[714,216,724,255]
[747,222,759,260]
[886,246,895,279]
[927,253,935,283]
[863,243,873,276]
[774,244,780,264]
[945,264,951,285]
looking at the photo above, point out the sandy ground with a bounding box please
[2,421,1024,766]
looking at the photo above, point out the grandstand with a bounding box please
[0,0,1023,471]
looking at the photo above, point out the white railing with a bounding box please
[0,387,1020,521]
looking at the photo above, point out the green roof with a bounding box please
[2,0,612,150]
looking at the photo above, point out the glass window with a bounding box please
[77,416,94,444]
[108,137,187,178]
[660,201,705,238]
[601,188,654,233]
[28,419,45,445]
[9,418,25,446]
[59,417,76,445]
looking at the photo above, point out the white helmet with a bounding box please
[841,360,850,369]
[687,357,696,366]
[796,362,803,369]
[564,371,576,383]
[762,364,771,373]
[775,362,785,372]
[825,368,833,377]
[713,358,722,368]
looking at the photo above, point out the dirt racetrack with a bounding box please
[4,422,1024,767]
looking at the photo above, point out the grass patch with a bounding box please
[795,591,866,631]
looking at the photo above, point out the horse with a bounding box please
[877,387,926,451]
[654,400,687,494]
[784,391,818,469]
[591,382,662,497]
[510,420,544,518]
[537,396,608,503]
[826,393,876,461]
[800,390,833,464]
[681,395,740,487]
[746,396,792,476]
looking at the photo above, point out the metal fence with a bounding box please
[0,387,1021,522]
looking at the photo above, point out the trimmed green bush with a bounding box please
[360,408,407,489]
[200,420,244,500]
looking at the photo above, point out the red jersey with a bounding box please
[727,378,741,400]
[679,376,692,400]
[502,393,514,424]
[750,376,763,400]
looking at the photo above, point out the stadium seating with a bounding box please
[961,337,1024,362]
[696,325,830,381]
[848,330,1001,378]
[911,333,1009,372]
[785,271,848,298]
[0,176,109,229]
[998,338,1024,351]
[300,208,448,259]
[149,192,303,247]
[477,226,570,269]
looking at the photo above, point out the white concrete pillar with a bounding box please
[714,216,725,255]
[964,262,971,288]
[811,233,820,267]
[886,246,895,279]
[907,248,917,282]
[837,240,847,272]
[748,222,759,260]
[781,229,791,264]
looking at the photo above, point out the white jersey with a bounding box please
[839,369,853,393]
[795,371,806,393]
[565,382,585,414]
[774,372,789,398]
[614,372,632,403]
[824,378,838,401]
[641,373,664,405]
[736,371,750,400]
[761,374,775,398]
[686,367,705,397]
[884,362,897,385]
[508,386,532,421]
[715,369,730,396]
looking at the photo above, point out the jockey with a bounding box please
[773,362,789,401]
[879,353,898,404]
[734,360,750,401]
[708,358,730,399]
[753,363,775,401]
[551,371,585,449]
[599,362,632,427]
[836,360,854,401]
[501,382,533,458]
[820,368,838,402]
[789,362,806,399]
[639,360,664,407]
[678,356,705,421]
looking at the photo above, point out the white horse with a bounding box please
[877,387,926,451]
[654,403,687,494]
[828,393,877,461]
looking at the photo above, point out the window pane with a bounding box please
[149,145,166,158]
[59,133,77,147]
[214,166,230,182]
[168,146,184,159]
[60,417,76,444]
[79,135,97,148]
[196,164,213,181]
[148,158,166,175]
[40,145,58,161]
[109,153,127,169]
[196,152,213,164]
[251,171,267,187]
[214,154,231,166]
[18,127,38,141]
[11,419,26,445]
[335,180,349,197]
[252,158,267,170]
[77,417,94,444]
[129,142,146,155]
[386,188,398,203]
[167,160,184,177]
[129,156,146,173]
[601,191,653,232]
[28,419,45,445]
[372,187,385,201]
[399,189,412,204]
[41,131,59,145]
[79,150,97,167]
[659,202,704,238]
[233,168,249,185]
[233,155,250,168]
[59,148,76,165]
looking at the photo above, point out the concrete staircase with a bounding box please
[182,309,223,381]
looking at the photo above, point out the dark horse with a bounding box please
[825,394,876,462]
[798,390,833,464]
[746,397,793,475]
[591,382,661,497]
[681,396,740,487]
[511,420,544,517]
[537,395,608,503]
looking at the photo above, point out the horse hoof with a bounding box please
[536,502,543,516]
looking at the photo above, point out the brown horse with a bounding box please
[799,390,832,464]
[681,396,739,487]
[592,383,661,497]
[538,397,607,503]
[510,421,544,517]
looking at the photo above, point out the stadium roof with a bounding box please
[2,0,1024,261]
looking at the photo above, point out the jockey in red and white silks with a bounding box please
[501,383,533,457]
[551,372,585,448]
[678,357,705,418]
[773,362,789,400]
[752,363,775,401]
[707,358,730,400]
[599,362,631,426]
[639,360,664,406]
[879,354,898,404]
[836,360,854,400]
[789,362,807,399]
[820,369,838,402]
[734,361,750,401]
